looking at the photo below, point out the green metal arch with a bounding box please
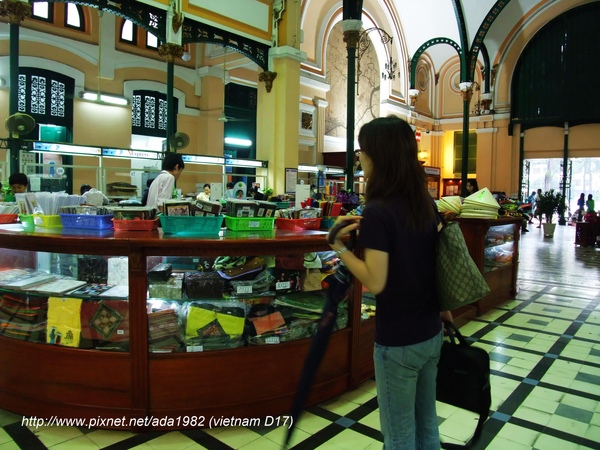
[410,38,462,88]
[468,0,511,81]
[450,0,468,77]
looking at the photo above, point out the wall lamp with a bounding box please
[80,91,129,106]
[357,26,396,95]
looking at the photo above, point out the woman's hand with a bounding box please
[328,216,362,251]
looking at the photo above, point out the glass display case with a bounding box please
[0,249,129,351]
[0,226,366,430]
[457,217,522,315]
[483,223,516,273]
[144,252,348,353]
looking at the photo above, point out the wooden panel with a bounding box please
[148,330,351,420]
[0,338,133,408]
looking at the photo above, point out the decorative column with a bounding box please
[559,122,569,225]
[342,19,362,190]
[459,82,474,197]
[157,2,184,149]
[0,0,31,174]
[157,43,184,147]
[256,46,305,195]
[313,97,328,159]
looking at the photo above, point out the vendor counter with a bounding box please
[0,225,374,431]
[0,217,520,430]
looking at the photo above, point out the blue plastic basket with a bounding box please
[60,214,114,230]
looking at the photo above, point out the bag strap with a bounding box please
[441,321,488,449]
[433,203,447,232]
[443,320,469,347]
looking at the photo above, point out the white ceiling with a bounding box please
[389,0,546,76]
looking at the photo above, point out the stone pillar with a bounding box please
[256,46,306,195]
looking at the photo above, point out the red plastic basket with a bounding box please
[0,214,18,224]
[113,219,160,231]
[276,217,322,231]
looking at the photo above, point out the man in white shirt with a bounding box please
[146,153,185,212]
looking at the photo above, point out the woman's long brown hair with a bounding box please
[358,115,435,231]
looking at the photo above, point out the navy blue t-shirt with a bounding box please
[358,197,441,346]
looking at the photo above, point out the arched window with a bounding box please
[65,4,84,30]
[132,90,178,138]
[121,19,136,44]
[18,67,75,128]
[30,2,85,31]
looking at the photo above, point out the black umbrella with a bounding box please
[284,227,355,446]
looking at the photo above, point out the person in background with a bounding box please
[465,179,479,196]
[249,186,265,201]
[4,173,29,201]
[236,189,244,199]
[534,188,543,228]
[224,182,235,199]
[526,191,537,224]
[141,178,155,206]
[576,193,585,221]
[146,153,185,212]
[328,116,444,450]
[197,183,211,202]
[586,194,595,213]
[80,184,110,205]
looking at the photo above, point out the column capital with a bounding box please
[158,43,184,63]
[0,0,31,24]
[258,71,278,93]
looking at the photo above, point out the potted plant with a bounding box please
[537,189,562,237]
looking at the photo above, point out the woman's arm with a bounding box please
[328,216,388,295]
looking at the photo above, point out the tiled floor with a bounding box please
[1,223,599,449]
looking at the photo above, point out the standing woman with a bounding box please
[328,116,443,449]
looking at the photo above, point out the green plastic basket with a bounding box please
[19,214,36,231]
[224,215,275,231]
[160,215,223,236]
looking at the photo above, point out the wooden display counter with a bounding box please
[0,217,520,430]
[0,226,373,431]
[456,217,521,315]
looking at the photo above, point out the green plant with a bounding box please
[537,189,562,223]
[263,187,274,198]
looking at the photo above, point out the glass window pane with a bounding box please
[32,2,49,19]
[66,4,81,28]
[147,32,158,48]
[122,20,134,42]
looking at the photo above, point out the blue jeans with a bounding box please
[374,330,443,450]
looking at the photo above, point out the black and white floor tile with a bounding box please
[0,223,598,449]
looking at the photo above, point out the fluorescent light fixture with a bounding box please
[224,137,253,147]
[31,141,101,155]
[80,91,129,106]
[182,154,225,165]
[325,167,345,174]
[225,158,267,168]
[102,148,162,160]
[298,164,318,173]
